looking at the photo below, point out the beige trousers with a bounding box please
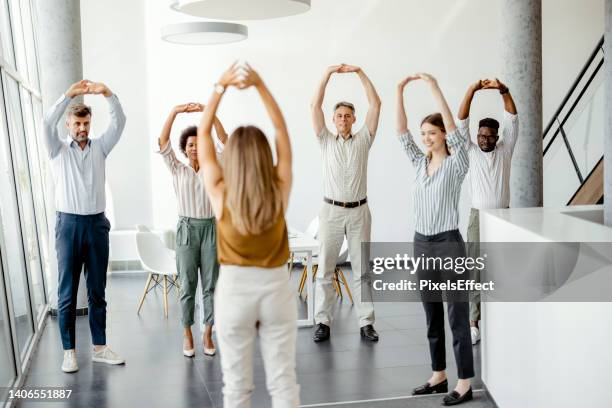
[315,202,375,327]
[215,264,300,408]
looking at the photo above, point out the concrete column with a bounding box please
[34,0,88,312]
[605,0,612,226]
[502,0,543,208]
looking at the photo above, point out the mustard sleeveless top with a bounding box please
[217,204,290,268]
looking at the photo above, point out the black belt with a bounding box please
[324,197,367,208]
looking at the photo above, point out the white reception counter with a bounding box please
[479,205,612,408]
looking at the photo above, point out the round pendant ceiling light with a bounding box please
[170,0,311,20]
[161,22,248,45]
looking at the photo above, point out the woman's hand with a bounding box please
[416,72,439,88]
[217,62,242,88]
[239,63,263,89]
[173,103,203,115]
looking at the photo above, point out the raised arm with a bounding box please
[418,73,456,134]
[396,75,425,167]
[42,80,90,158]
[212,116,228,145]
[311,65,341,136]
[198,63,241,217]
[458,80,484,120]
[88,82,126,156]
[484,78,519,150]
[343,65,381,136]
[242,63,292,208]
[396,75,419,134]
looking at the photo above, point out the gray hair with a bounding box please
[333,101,355,114]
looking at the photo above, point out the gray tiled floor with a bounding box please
[21,268,493,407]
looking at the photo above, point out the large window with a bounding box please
[0,0,48,390]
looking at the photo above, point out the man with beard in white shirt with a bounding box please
[457,78,518,345]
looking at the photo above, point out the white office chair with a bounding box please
[296,217,353,304]
[135,225,180,317]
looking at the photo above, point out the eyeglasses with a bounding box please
[477,134,499,141]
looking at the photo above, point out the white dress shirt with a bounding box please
[42,94,126,215]
[458,112,519,209]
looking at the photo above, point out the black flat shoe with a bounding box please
[360,325,379,342]
[442,387,473,406]
[412,379,448,395]
[313,323,330,342]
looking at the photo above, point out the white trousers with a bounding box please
[314,202,375,327]
[215,264,300,408]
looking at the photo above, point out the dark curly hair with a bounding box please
[479,117,500,130]
[179,125,198,157]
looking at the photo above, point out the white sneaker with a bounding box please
[61,350,78,373]
[92,346,125,365]
[471,327,481,345]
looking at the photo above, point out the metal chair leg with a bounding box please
[137,273,154,314]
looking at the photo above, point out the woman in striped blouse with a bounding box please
[158,103,227,357]
[397,73,474,406]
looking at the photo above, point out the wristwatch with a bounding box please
[500,86,510,95]
[214,83,225,95]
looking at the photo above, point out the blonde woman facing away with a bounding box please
[197,62,298,408]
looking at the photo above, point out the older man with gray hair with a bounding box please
[310,64,381,343]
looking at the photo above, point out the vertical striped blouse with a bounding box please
[158,139,222,219]
[398,129,469,235]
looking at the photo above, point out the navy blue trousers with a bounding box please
[56,212,110,350]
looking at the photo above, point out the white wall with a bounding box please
[80,0,153,230]
[81,0,604,240]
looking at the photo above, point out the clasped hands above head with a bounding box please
[66,79,112,98]
[470,78,509,93]
[217,61,264,90]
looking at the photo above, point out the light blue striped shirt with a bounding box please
[398,129,469,235]
[43,94,126,215]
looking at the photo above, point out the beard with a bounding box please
[72,132,89,143]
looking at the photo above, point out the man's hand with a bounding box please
[65,80,91,98]
[483,78,509,93]
[88,82,112,97]
[238,63,263,89]
[470,79,485,93]
[218,62,243,88]
[325,64,344,76]
[173,103,203,115]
